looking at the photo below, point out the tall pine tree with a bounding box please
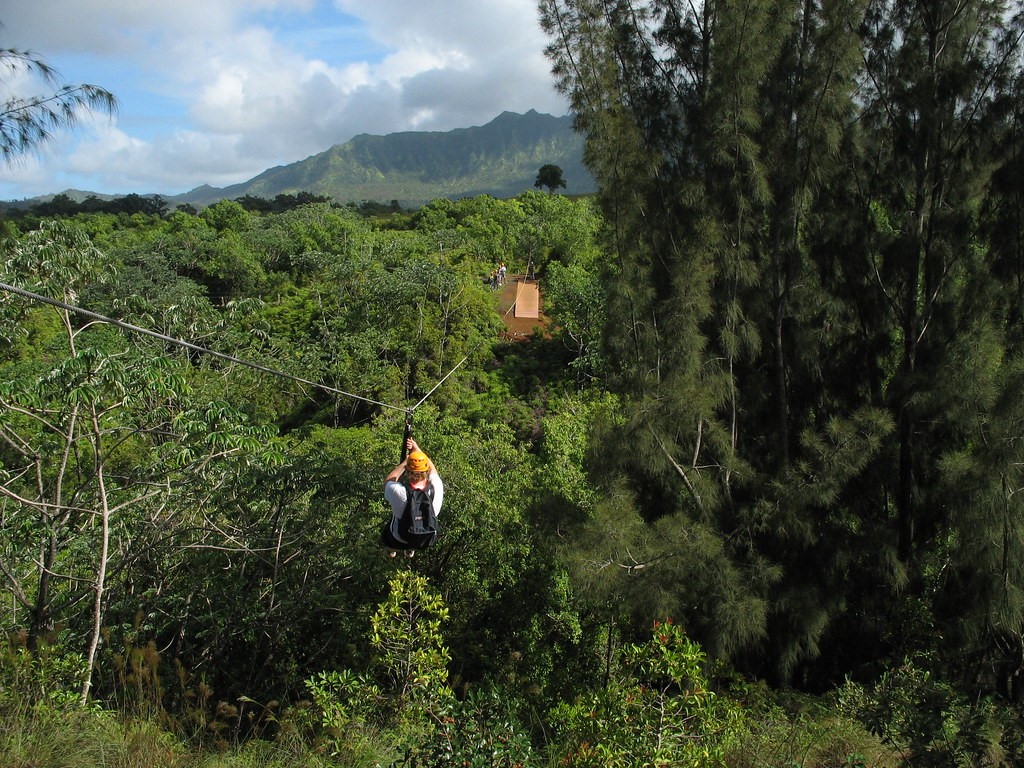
[543,0,1024,690]
[542,0,880,676]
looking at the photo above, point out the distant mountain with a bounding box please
[0,110,593,212]
[169,110,593,208]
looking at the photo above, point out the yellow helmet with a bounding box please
[407,450,429,473]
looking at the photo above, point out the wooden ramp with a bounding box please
[514,280,540,319]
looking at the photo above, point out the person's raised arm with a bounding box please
[385,457,406,486]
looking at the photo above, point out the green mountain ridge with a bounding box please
[174,109,593,208]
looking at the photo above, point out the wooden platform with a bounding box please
[496,274,547,340]
[514,280,540,318]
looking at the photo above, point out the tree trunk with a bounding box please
[81,408,110,704]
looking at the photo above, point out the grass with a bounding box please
[4,699,902,768]
[0,705,350,768]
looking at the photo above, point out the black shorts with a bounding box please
[380,522,410,550]
[380,521,435,550]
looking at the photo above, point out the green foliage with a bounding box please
[8,128,1024,768]
[536,393,610,514]
[423,686,539,768]
[299,572,454,764]
[550,620,741,767]
[541,0,1024,702]
[835,660,1016,767]
[542,260,606,384]
[304,669,382,732]
[0,636,88,714]
[535,163,567,193]
[3,217,112,297]
[301,670,388,766]
[200,199,250,232]
[728,687,899,768]
[370,570,452,705]
[0,219,280,708]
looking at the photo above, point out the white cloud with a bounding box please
[0,155,51,200]
[0,0,568,198]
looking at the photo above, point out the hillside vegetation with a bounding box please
[218,111,594,208]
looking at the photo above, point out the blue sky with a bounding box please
[0,0,568,200]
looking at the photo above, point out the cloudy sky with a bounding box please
[0,0,569,200]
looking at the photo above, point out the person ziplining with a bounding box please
[381,431,444,558]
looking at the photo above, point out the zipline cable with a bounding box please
[410,343,481,412]
[0,280,409,413]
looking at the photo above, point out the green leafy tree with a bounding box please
[543,260,606,385]
[29,193,79,217]
[458,194,527,265]
[125,422,387,713]
[303,568,546,766]
[515,190,602,279]
[370,571,451,707]
[199,199,250,232]
[414,198,467,254]
[540,0,786,668]
[303,571,453,763]
[836,658,1013,766]
[421,686,539,768]
[535,163,567,193]
[855,0,1022,564]
[551,620,740,767]
[0,221,273,703]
